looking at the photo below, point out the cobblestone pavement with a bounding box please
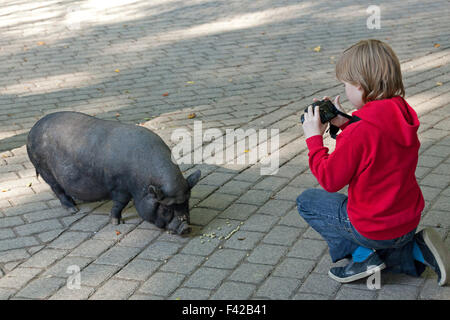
[0,0,449,300]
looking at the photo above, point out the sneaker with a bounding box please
[415,228,450,286]
[328,252,386,283]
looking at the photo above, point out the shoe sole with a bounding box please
[422,228,450,286]
[328,263,386,283]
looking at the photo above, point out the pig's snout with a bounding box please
[168,215,191,235]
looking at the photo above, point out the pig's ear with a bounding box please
[148,185,164,201]
[186,169,201,189]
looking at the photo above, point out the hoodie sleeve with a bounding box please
[305,132,362,192]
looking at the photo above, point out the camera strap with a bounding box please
[329,112,361,139]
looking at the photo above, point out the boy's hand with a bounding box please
[302,105,328,139]
[315,96,349,128]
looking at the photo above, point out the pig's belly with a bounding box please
[52,163,111,201]
[62,179,110,202]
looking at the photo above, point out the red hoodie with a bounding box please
[306,96,424,240]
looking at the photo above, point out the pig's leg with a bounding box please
[38,169,79,213]
[110,192,131,225]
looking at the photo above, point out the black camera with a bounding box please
[300,99,341,124]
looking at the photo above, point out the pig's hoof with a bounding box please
[67,206,79,214]
[111,218,121,225]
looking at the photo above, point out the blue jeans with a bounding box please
[296,188,426,277]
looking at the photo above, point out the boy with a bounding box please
[297,39,450,285]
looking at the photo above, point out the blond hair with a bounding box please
[336,39,405,103]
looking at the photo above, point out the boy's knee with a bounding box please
[296,188,316,216]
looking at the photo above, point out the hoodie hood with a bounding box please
[352,96,420,147]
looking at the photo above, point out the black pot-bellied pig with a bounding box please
[26,111,201,235]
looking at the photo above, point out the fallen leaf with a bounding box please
[114,69,120,73]
[313,45,321,52]
[434,43,441,48]
[436,82,443,86]
[162,92,169,96]
[186,81,195,84]
[115,230,121,235]
[244,149,249,153]
[187,113,196,119]
[37,41,46,46]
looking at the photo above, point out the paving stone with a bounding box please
[190,184,218,199]
[236,189,273,206]
[0,267,41,289]
[117,228,160,248]
[184,267,230,290]
[48,231,91,250]
[69,239,115,258]
[335,287,378,300]
[247,244,287,265]
[23,208,71,223]
[298,273,341,296]
[219,180,253,195]
[197,193,238,210]
[0,228,14,240]
[257,199,296,216]
[223,230,264,250]
[37,229,65,243]
[139,272,185,296]
[42,256,93,278]
[211,281,256,300]
[2,202,49,217]
[79,264,120,287]
[181,236,220,256]
[199,172,236,186]
[273,258,316,280]
[253,176,290,191]
[96,246,141,267]
[0,288,17,300]
[70,215,110,232]
[0,248,30,263]
[190,207,221,226]
[288,238,327,260]
[220,203,259,220]
[419,278,450,299]
[274,186,304,201]
[16,277,66,299]
[204,249,247,269]
[21,249,68,268]
[377,284,420,300]
[262,225,301,246]
[138,241,182,261]
[240,214,279,232]
[160,254,204,274]
[256,276,300,299]
[50,286,95,300]
[90,279,139,300]
[229,263,273,284]
[0,216,24,228]
[14,219,63,236]
[115,259,161,281]
[92,223,136,241]
[278,208,309,228]
[170,287,211,300]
